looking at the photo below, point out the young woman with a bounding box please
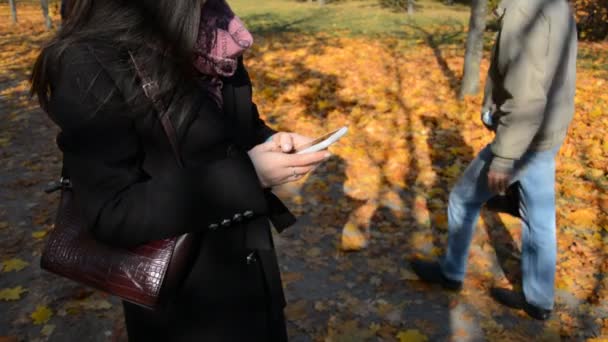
[31,0,329,340]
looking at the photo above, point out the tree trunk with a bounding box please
[40,0,53,29]
[407,0,415,15]
[9,0,18,24]
[319,0,325,5]
[459,0,488,99]
[407,0,414,15]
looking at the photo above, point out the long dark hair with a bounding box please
[31,0,215,129]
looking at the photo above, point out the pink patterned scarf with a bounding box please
[194,1,253,107]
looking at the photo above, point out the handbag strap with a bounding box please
[128,51,183,168]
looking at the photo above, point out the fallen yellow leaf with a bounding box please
[32,230,48,239]
[31,305,53,325]
[1,258,29,273]
[0,286,27,301]
[397,329,429,342]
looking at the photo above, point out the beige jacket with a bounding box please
[483,0,578,172]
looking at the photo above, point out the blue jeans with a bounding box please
[440,144,560,310]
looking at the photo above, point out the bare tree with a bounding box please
[9,0,18,24]
[459,0,488,99]
[40,0,53,29]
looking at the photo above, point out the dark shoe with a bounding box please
[409,259,463,291]
[490,287,552,320]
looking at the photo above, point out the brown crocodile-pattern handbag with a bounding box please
[40,52,198,309]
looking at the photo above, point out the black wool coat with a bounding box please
[48,42,295,342]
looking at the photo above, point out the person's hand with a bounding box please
[488,169,511,194]
[269,132,315,153]
[248,142,331,188]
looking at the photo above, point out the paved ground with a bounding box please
[0,80,604,342]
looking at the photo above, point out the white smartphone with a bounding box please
[294,126,348,154]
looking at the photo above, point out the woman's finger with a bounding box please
[292,165,316,177]
[253,141,279,153]
[290,133,314,148]
[278,165,316,185]
[277,133,294,153]
[285,150,331,167]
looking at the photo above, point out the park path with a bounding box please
[0,95,598,342]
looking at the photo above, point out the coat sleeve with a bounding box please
[251,102,277,144]
[237,57,277,144]
[490,4,550,172]
[50,46,269,247]
[233,59,295,231]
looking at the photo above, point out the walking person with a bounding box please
[31,0,330,340]
[409,0,577,320]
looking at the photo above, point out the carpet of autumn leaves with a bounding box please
[249,29,608,340]
[1,3,608,342]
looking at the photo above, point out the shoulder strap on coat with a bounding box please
[128,51,183,168]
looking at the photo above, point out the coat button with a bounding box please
[209,223,219,231]
[233,213,243,223]
[246,252,257,264]
[243,210,254,219]
[221,219,231,227]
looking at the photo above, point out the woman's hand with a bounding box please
[269,132,315,153]
[247,142,331,188]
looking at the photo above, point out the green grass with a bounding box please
[230,0,471,37]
